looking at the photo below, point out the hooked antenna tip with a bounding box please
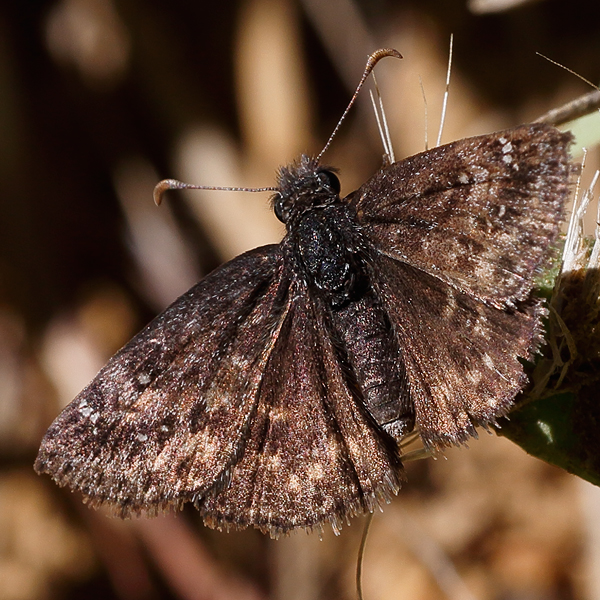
[368,48,403,65]
[316,48,403,162]
[153,179,186,206]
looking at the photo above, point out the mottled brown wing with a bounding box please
[196,280,404,537]
[368,254,543,448]
[35,245,289,516]
[352,124,572,308]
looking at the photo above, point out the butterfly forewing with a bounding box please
[349,123,572,448]
[35,245,289,515]
[352,124,572,307]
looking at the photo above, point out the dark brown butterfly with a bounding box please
[35,50,573,537]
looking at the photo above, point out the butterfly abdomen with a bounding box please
[332,290,415,440]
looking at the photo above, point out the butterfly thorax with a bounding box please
[294,206,365,308]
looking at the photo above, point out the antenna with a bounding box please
[155,48,403,204]
[153,179,278,206]
[316,48,403,162]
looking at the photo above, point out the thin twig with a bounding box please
[535,90,600,126]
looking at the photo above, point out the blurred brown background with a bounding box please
[1,0,600,599]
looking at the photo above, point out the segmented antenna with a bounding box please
[153,179,277,206]
[155,48,403,203]
[316,48,402,162]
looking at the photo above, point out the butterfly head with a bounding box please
[272,155,341,226]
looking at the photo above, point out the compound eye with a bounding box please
[319,169,341,195]
[273,195,288,223]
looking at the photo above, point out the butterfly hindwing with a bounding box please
[369,255,542,447]
[197,280,404,536]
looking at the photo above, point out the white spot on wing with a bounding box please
[482,353,495,370]
[138,373,151,385]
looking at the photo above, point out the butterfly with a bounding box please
[35,50,573,537]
